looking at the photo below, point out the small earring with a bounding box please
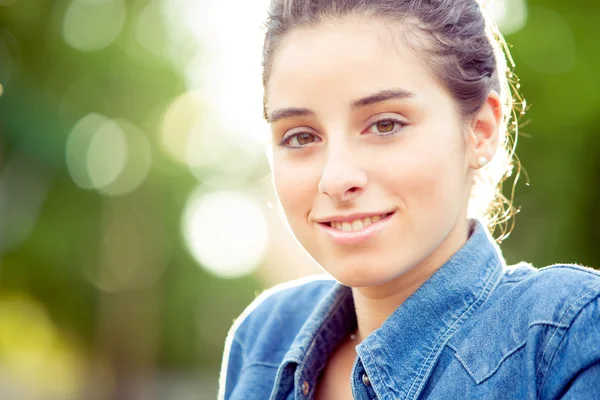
[477,156,488,167]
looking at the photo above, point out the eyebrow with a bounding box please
[267,88,415,124]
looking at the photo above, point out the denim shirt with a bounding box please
[219,220,600,399]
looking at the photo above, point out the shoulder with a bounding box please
[496,262,600,325]
[218,275,337,399]
[518,264,600,398]
[448,263,600,393]
[448,262,600,389]
[226,274,337,353]
[464,261,600,333]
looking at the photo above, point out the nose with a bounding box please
[318,146,367,203]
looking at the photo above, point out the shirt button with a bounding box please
[302,380,310,396]
[362,373,371,386]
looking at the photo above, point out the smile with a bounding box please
[327,212,393,232]
[318,212,395,246]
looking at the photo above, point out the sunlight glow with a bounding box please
[182,189,269,279]
[492,0,528,36]
[160,90,265,184]
[164,0,270,149]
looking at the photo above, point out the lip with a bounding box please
[317,211,395,246]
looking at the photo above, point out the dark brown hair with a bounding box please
[261,0,524,241]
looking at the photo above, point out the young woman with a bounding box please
[219,0,600,399]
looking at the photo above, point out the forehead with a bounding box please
[266,18,446,114]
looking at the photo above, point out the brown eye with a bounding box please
[365,118,407,137]
[282,132,320,148]
[376,120,394,133]
[296,133,315,145]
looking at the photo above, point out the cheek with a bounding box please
[272,158,318,222]
[383,132,467,208]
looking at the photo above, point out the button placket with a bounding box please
[352,358,378,400]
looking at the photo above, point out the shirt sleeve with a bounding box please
[540,294,600,399]
[559,361,600,399]
[218,324,246,400]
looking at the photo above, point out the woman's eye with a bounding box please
[279,118,406,148]
[365,118,407,136]
[281,132,319,148]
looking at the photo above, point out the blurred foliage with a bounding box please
[0,0,264,397]
[0,0,599,398]
[504,3,600,267]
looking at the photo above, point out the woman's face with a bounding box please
[266,18,475,288]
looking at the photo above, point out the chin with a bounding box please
[319,258,405,288]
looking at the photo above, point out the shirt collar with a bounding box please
[273,218,506,400]
[272,279,355,399]
[358,218,506,399]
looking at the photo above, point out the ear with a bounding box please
[467,90,503,169]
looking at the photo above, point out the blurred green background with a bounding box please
[0,0,598,398]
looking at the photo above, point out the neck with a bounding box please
[351,218,471,342]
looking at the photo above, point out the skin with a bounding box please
[266,15,502,396]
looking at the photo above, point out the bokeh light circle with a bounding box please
[66,113,109,189]
[66,113,152,196]
[63,0,126,52]
[516,6,576,75]
[134,0,168,59]
[97,119,152,196]
[160,90,205,165]
[86,120,128,189]
[182,189,269,279]
[493,0,528,36]
[160,91,265,184]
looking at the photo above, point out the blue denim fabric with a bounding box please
[219,219,600,399]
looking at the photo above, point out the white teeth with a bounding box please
[328,214,388,232]
[351,220,364,230]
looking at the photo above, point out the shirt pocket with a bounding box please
[447,333,527,384]
[445,289,540,385]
